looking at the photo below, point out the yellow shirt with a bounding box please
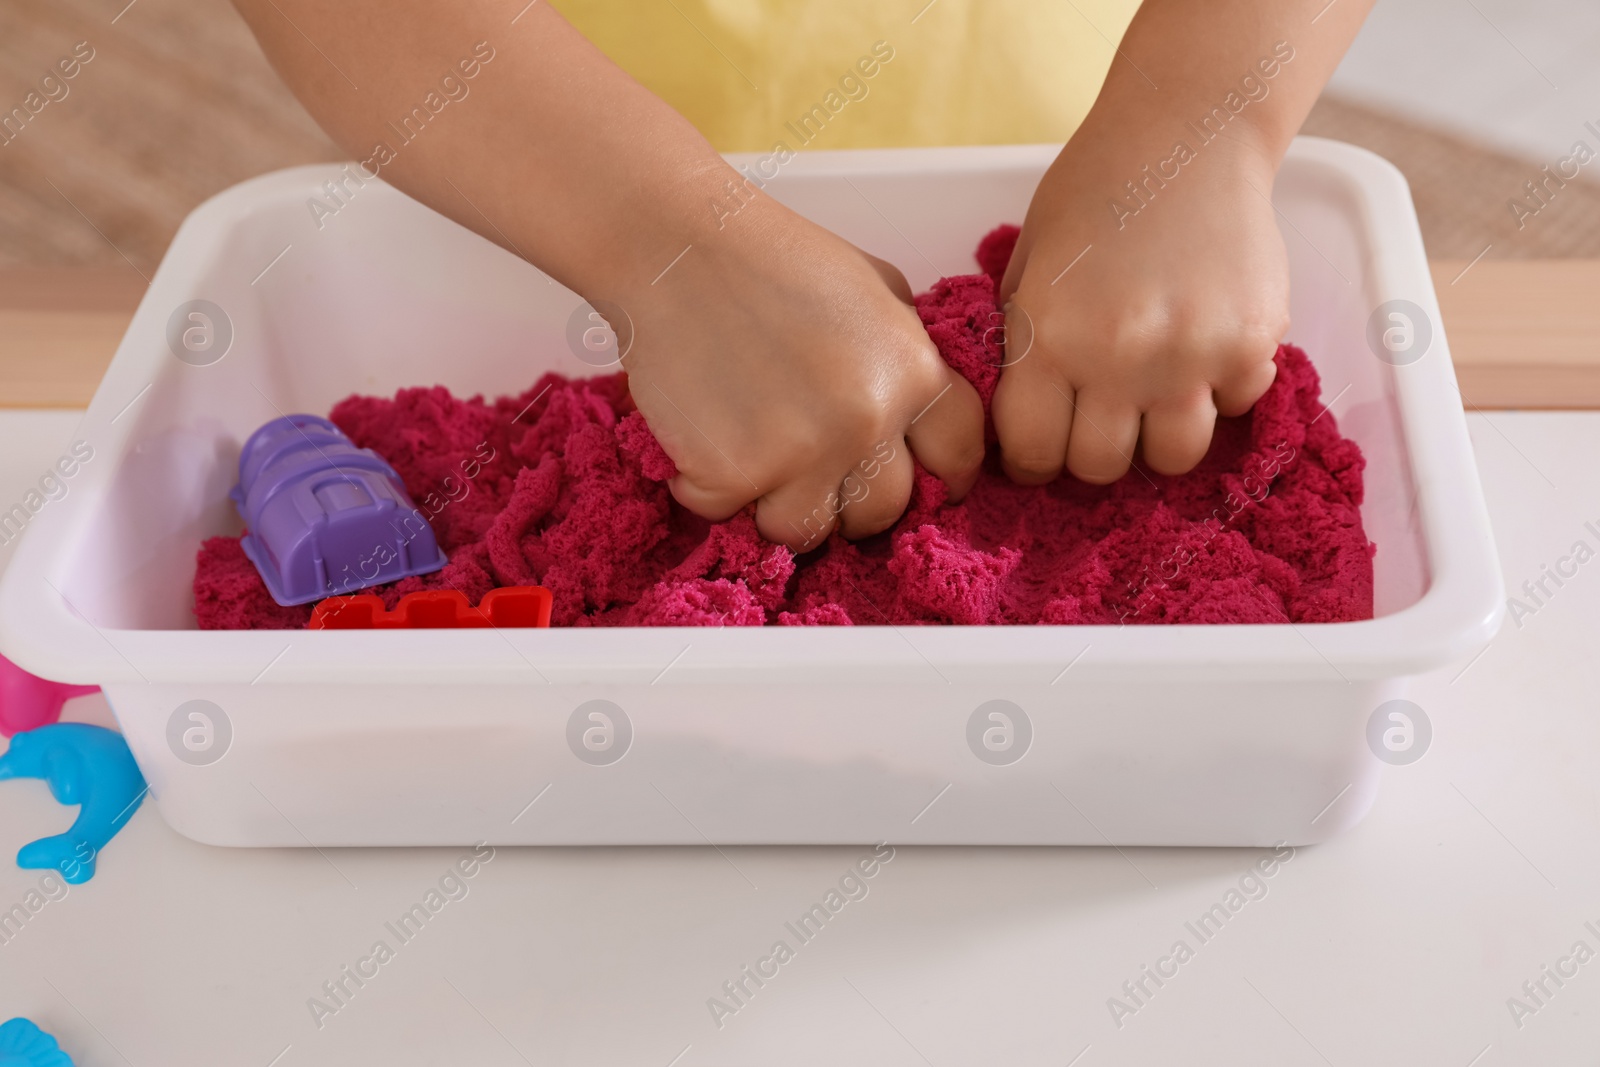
[548,0,1142,151]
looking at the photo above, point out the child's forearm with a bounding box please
[230,0,727,300]
[1084,0,1375,165]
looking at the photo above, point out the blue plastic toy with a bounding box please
[0,724,146,885]
[0,1017,73,1066]
[231,414,447,605]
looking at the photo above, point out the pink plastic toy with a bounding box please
[0,653,98,737]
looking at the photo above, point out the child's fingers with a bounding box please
[994,367,1074,486]
[1065,392,1141,484]
[668,474,751,523]
[755,476,847,553]
[1139,391,1217,476]
[836,440,914,540]
[903,366,986,501]
[1213,358,1278,418]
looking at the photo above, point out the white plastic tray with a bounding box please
[0,140,1502,846]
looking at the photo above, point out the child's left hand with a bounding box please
[993,120,1288,486]
[989,0,1376,487]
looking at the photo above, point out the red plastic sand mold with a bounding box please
[309,586,553,630]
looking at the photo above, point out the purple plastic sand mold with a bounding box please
[230,414,446,606]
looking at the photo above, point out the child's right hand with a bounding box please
[611,190,985,552]
[230,0,982,551]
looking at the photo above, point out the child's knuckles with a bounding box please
[1066,411,1137,485]
[1198,296,1286,356]
[1141,410,1214,476]
[897,331,953,386]
[1038,309,1164,374]
[668,473,751,521]
[1026,305,1096,355]
[1067,451,1129,486]
[948,431,988,481]
[1228,317,1288,366]
[861,252,915,304]
[758,492,837,552]
[836,390,892,436]
[1221,359,1279,413]
[756,411,852,475]
[1003,441,1064,481]
[837,467,911,540]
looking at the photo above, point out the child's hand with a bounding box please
[231,1,982,552]
[988,0,1377,486]
[993,126,1287,485]
[617,197,985,551]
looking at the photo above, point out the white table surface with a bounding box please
[0,408,1596,1067]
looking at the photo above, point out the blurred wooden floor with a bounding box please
[0,0,341,276]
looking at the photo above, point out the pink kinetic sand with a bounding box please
[194,227,1374,629]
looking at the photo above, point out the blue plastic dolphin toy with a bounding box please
[0,723,146,885]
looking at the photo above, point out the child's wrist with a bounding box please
[543,154,763,303]
[1081,48,1306,177]
[1051,94,1283,216]
[580,160,801,307]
